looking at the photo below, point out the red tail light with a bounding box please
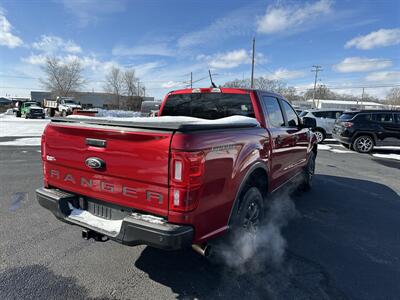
[41,134,49,188]
[170,150,205,212]
[343,122,353,128]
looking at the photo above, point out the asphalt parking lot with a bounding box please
[0,143,399,300]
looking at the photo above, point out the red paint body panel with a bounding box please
[41,88,317,245]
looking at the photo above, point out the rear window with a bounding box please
[339,113,356,120]
[161,93,255,119]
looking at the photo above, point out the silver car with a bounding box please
[299,109,344,143]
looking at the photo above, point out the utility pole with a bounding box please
[250,37,255,89]
[360,87,365,107]
[311,65,322,108]
[190,72,193,89]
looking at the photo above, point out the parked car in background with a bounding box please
[140,100,162,117]
[16,101,45,119]
[333,110,400,153]
[299,109,344,143]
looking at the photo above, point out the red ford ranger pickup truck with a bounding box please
[36,88,317,256]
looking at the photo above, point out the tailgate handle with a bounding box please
[86,138,106,148]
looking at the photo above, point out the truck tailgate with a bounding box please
[42,123,172,217]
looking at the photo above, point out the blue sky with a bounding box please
[0,0,399,100]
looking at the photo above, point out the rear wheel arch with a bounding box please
[228,163,269,226]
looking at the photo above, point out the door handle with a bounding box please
[275,135,282,146]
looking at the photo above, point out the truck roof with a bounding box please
[168,87,284,99]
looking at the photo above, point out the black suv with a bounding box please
[332,110,400,153]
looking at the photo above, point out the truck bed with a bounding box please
[52,115,260,132]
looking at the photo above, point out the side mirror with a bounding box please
[301,117,317,129]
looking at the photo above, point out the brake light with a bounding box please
[343,122,353,128]
[41,134,49,188]
[170,150,205,212]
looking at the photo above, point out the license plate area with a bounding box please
[70,197,131,220]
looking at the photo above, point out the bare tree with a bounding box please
[224,77,300,102]
[40,56,85,96]
[104,67,124,108]
[386,87,400,107]
[123,69,143,110]
[104,67,147,110]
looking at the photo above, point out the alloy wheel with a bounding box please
[356,136,373,153]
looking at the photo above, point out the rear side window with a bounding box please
[281,100,299,127]
[355,113,372,122]
[371,113,393,123]
[395,113,400,124]
[161,93,254,119]
[262,96,285,127]
[332,111,343,119]
[312,111,329,118]
[339,113,356,120]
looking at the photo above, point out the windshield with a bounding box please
[64,100,77,104]
[161,93,255,119]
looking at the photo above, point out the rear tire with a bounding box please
[353,135,374,153]
[314,129,325,143]
[235,187,265,232]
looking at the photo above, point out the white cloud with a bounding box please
[161,81,185,89]
[177,8,253,48]
[134,62,163,77]
[198,49,263,69]
[60,0,126,27]
[21,54,47,65]
[365,71,400,82]
[265,68,305,80]
[257,0,332,34]
[333,57,392,73]
[345,28,400,50]
[0,9,23,48]
[112,43,174,57]
[32,35,81,54]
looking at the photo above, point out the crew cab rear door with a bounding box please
[260,95,300,190]
[42,122,172,217]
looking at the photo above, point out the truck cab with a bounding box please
[19,101,45,119]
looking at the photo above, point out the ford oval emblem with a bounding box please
[85,157,105,169]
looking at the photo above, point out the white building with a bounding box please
[305,99,387,110]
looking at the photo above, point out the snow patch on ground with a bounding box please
[0,137,41,146]
[318,144,332,150]
[374,146,400,150]
[372,153,400,161]
[0,116,49,137]
[67,203,123,235]
[330,149,353,154]
[0,108,15,117]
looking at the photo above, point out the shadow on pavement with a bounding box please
[135,174,400,300]
[0,265,109,300]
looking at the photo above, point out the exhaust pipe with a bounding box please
[192,244,211,257]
